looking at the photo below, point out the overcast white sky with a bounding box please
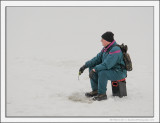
[7,7,153,63]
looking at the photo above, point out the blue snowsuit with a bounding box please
[85,40,127,94]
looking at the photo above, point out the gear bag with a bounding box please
[116,43,133,71]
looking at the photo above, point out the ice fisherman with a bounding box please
[79,31,127,101]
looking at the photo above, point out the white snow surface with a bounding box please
[7,56,153,117]
[6,7,153,117]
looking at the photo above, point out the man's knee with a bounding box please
[98,70,107,76]
[98,70,108,78]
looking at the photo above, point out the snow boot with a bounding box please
[92,94,107,101]
[85,90,98,97]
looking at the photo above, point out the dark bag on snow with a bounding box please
[117,43,133,71]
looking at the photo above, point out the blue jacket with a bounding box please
[85,40,127,74]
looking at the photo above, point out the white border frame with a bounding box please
[1,1,159,122]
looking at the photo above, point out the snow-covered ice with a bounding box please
[7,56,153,116]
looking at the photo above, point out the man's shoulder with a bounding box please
[110,45,121,52]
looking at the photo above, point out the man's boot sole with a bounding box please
[93,96,107,101]
[85,93,98,98]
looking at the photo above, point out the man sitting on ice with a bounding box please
[79,31,127,101]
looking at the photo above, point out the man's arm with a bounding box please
[85,51,103,68]
[94,46,122,72]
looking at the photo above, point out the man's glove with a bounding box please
[79,65,87,74]
[89,70,95,79]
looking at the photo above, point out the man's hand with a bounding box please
[89,69,96,79]
[79,65,87,74]
[92,69,96,72]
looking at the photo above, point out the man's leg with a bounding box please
[97,69,126,94]
[93,69,126,101]
[92,70,108,101]
[98,70,108,94]
[89,67,98,91]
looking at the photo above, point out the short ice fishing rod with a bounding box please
[78,71,82,80]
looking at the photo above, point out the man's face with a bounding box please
[101,38,111,47]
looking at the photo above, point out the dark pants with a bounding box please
[89,67,126,94]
